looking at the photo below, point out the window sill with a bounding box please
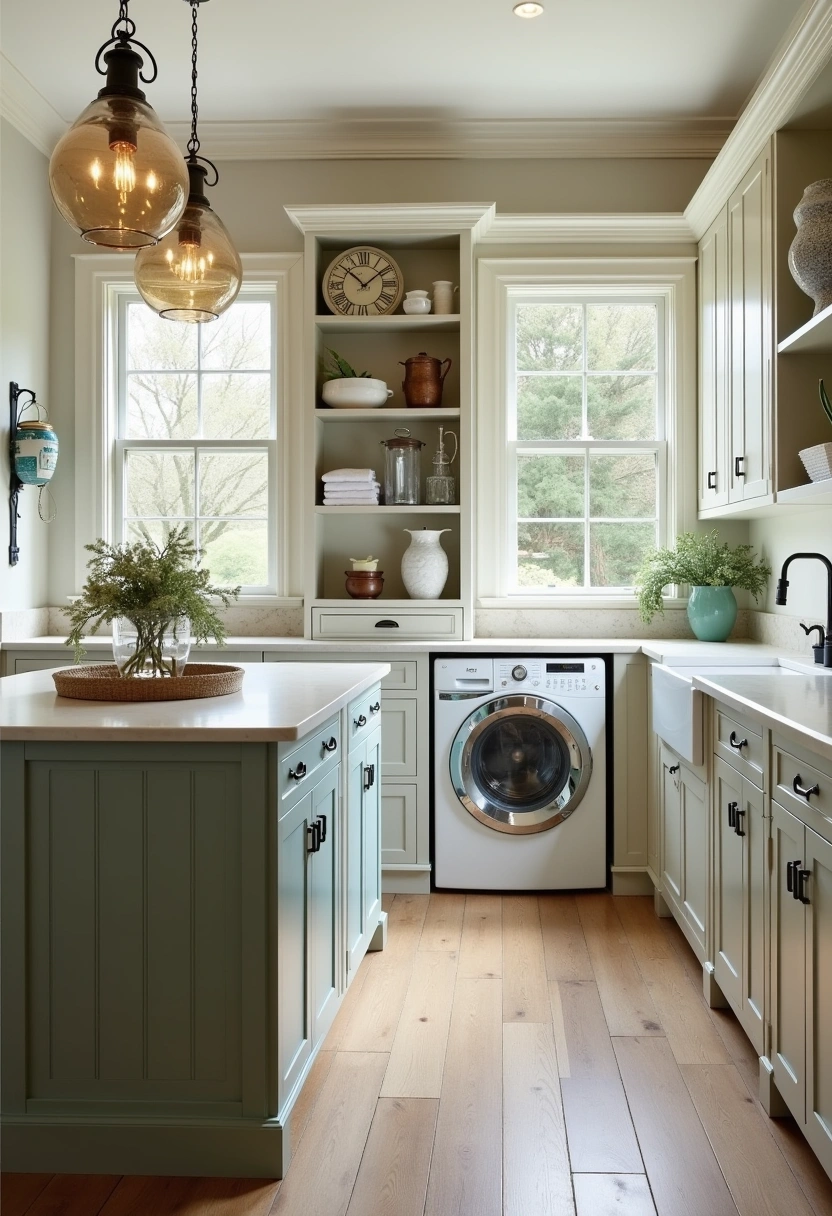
[477,596,689,611]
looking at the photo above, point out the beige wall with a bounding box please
[750,508,832,623]
[0,120,52,611]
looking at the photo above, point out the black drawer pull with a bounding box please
[363,762,375,791]
[307,821,321,854]
[323,736,338,753]
[793,773,820,800]
[669,764,680,775]
[318,813,327,844]
[734,808,745,837]
[797,868,811,905]
[729,731,747,751]
[735,455,745,478]
[370,701,381,714]
[786,859,797,894]
[354,714,367,728]
[375,620,400,628]
[707,471,717,490]
[728,800,738,828]
[289,761,307,783]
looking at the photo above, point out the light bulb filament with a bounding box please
[111,141,137,199]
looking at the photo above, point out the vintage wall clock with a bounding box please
[322,246,405,316]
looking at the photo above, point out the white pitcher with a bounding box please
[431,281,458,316]
[401,529,450,599]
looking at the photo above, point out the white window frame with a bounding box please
[73,252,304,602]
[477,257,697,608]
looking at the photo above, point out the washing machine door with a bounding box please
[449,695,592,834]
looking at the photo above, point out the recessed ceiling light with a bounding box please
[513,2,544,16]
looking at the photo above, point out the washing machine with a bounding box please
[433,656,606,890]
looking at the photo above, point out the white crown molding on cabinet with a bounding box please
[0,53,66,156]
[481,213,695,244]
[685,0,832,238]
[285,203,497,238]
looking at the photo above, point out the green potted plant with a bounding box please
[636,530,771,641]
[320,348,393,409]
[67,527,239,677]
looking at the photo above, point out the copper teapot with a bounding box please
[400,351,452,408]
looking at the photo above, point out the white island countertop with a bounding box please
[692,670,832,761]
[0,662,390,743]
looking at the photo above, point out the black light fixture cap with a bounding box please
[185,159,213,208]
[97,41,148,102]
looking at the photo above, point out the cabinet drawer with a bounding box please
[312,608,463,640]
[715,705,765,788]
[348,685,383,751]
[278,714,341,815]
[381,697,417,777]
[381,783,417,864]
[773,741,832,836]
[383,660,418,691]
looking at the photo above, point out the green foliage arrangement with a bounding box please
[67,527,240,676]
[635,530,771,624]
[819,379,832,428]
[323,348,372,380]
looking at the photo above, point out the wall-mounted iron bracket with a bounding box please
[9,381,37,566]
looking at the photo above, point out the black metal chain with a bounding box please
[187,1,200,157]
[112,0,135,43]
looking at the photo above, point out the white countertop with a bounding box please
[640,639,783,665]
[692,670,832,761]
[0,635,645,654]
[0,662,390,743]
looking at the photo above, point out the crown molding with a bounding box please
[0,53,66,157]
[481,212,695,244]
[167,116,730,162]
[285,203,496,238]
[686,0,832,239]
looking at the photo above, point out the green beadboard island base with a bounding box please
[0,663,388,1178]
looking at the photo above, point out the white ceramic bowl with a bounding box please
[403,298,432,315]
[321,377,393,409]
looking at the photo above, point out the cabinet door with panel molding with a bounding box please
[699,204,730,510]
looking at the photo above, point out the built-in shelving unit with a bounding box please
[778,301,832,354]
[287,203,491,640]
[774,479,832,507]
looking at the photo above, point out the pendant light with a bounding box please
[48,1,189,249]
[134,0,242,324]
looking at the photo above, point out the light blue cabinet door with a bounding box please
[363,725,382,940]
[277,792,312,1111]
[310,765,339,1045]
[345,745,365,978]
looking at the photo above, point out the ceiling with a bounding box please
[1,0,807,132]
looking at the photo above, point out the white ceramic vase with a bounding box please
[789,179,832,316]
[401,528,449,599]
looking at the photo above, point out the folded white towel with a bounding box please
[324,494,380,505]
[321,468,376,483]
[324,481,381,495]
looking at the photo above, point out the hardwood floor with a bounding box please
[4,893,832,1216]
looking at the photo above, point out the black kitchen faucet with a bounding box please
[775,552,832,667]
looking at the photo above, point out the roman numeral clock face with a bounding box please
[323,246,405,316]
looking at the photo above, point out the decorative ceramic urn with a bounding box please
[401,528,449,599]
[13,419,59,485]
[789,179,832,316]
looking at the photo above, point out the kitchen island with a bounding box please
[0,661,389,1179]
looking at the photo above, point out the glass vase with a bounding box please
[112,614,191,678]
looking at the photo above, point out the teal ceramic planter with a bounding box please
[687,586,738,642]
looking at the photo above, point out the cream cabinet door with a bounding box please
[728,144,772,503]
[771,799,806,1119]
[699,204,730,510]
[805,824,832,1175]
[660,746,683,906]
[742,779,766,1052]
[380,696,417,778]
[681,765,708,955]
[381,783,417,865]
[713,758,744,1014]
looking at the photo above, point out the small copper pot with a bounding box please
[345,570,384,599]
[400,351,452,408]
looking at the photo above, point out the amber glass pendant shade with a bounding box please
[134,162,242,322]
[49,42,188,249]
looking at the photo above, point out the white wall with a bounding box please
[0,120,52,611]
[750,507,832,623]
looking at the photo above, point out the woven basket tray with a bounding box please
[53,663,245,702]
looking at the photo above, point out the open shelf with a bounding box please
[778,302,832,353]
[312,598,464,608]
[315,407,461,423]
[774,479,832,506]
[315,505,461,514]
[315,314,460,334]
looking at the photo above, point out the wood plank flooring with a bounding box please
[4,894,832,1216]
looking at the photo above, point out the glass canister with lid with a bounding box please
[381,428,425,505]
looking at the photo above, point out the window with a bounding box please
[509,299,664,593]
[477,259,695,604]
[115,295,276,592]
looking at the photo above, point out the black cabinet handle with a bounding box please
[375,620,399,628]
[318,813,327,844]
[307,821,321,854]
[728,800,738,829]
[323,736,338,753]
[786,859,797,894]
[729,731,747,751]
[363,762,375,791]
[289,761,307,783]
[793,773,820,800]
[734,808,745,837]
[669,763,680,775]
[354,714,367,728]
[797,868,811,905]
[735,455,745,478]
[370,701,381,714]
[707,471,717,490]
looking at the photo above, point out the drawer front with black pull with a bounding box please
[312,608,463,640]
[348,684,382,752]
[715,705,765,788]
[278,713,341,815]
[773,738,832,836]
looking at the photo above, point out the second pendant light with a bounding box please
[134,0,242,323]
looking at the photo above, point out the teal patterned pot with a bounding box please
[687,586,738,642]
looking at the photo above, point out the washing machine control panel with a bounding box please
[496,658,603,694]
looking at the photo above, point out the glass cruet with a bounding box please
[425,427,458,505]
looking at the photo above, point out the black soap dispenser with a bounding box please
[800,622,826,664]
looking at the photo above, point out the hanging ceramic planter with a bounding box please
[401,528,450,599]
[13,414,59,486]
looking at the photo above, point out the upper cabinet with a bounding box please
[698,132,832,519]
